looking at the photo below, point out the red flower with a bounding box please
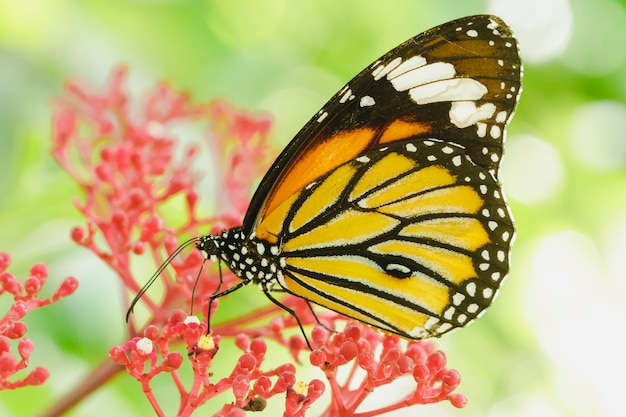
[0,252,78,390]
[50,67,466,416]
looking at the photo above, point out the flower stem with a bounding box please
[36,358,125,417]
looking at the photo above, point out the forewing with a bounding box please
[243,15,521,235]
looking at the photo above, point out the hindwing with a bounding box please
[256,139,514,338]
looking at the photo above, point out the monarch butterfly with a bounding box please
[130,15,521,344]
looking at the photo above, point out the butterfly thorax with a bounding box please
[196,226,284,291]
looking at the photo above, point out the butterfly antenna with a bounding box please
[126,236,202,322]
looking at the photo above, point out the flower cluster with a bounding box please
[0,252,78,390]
[111,309,325,417]
[50,67,466,416]
[309,321,467,415]
[52,66,273,333]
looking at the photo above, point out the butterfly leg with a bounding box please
[262,290,313,350]
[206,279,250,334]
[305,300,337,334]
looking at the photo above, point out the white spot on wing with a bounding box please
[389,62,455,92]
[359,95,375,107]
[386,56,428,79]
[339,89,352,103]
[409,78,488,105]
[487,19,499,30]
[477,122,487,137]
[373,57,403,80]
[449,101,496,128]
[466,29,478,37]
[490,125,502,139]
[466,282,477,297]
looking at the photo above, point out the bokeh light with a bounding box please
[488,0,573,63]
[569,101,626,170]
[502,134,565,204]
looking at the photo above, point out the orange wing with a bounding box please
[242,15,521,235]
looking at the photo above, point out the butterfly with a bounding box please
[130,14,521,345]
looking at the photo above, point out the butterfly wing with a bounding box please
[243,15,522,237]
[257,139,513,338]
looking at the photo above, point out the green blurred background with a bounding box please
[2,0,626,416]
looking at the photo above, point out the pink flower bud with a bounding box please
[343,324,361,342]
[143,325,160,340]
[338,341,358,363]
[109,346,129,365]
[131,242,145,255]
[252,376,272,396]
[236,353,256,374]
[427,351,447,374]
[70,226,85,244]
[9,301,28,321]
[0,336,10,354]
[413,364,430,382]
[26,367,49,385]
[232,374,250,400]
[357,351,376,370]
[450,393,468,408]
[24,276,42,296]
[1,273,22,295]
[442,369,461,393]
[249,338,266,356]
[30,263,48,280]
[382,348,402,365]
[307,379,325,400]
[235,334,250,351]
[0,353,17,376]
[309,350,327,367]
[397,355,413,374]
[5,322,27,339]
[0,252,10,271]
[17,338,34,359]
[273,372,296,393]
[169,310,187,325]
[310,325,329,347]
[57,277,79,297]
[164,352,183,370]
